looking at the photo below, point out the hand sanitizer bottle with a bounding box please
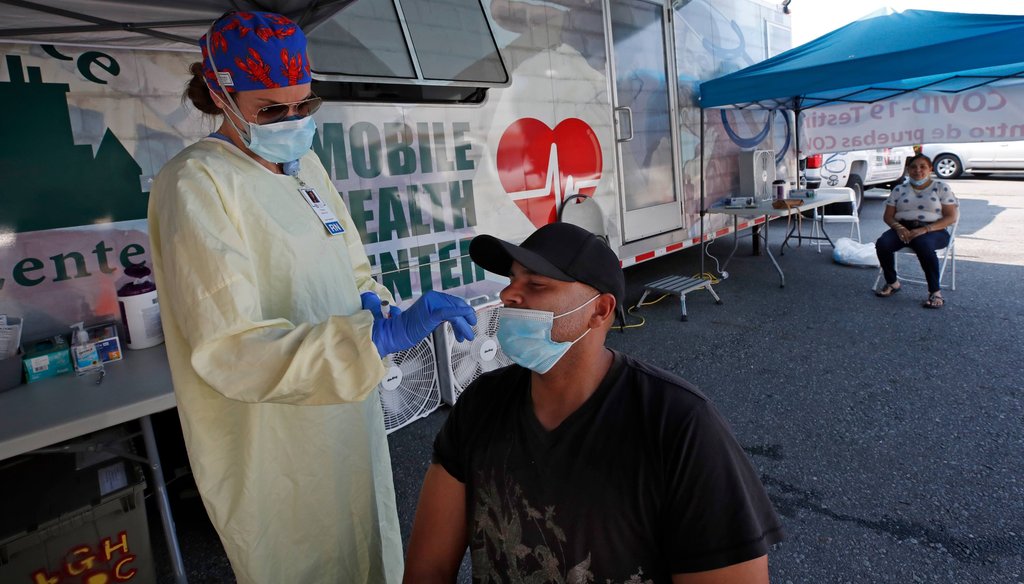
[70,322,103,375]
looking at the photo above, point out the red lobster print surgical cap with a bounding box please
[199,11,312,93]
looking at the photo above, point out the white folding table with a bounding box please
[707,191,848,287]
[0,345,187,584]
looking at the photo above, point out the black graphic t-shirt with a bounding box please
[433,350,783,583]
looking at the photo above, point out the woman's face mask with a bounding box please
[496,295,600,374]
[242,115,317,163]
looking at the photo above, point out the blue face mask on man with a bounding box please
[496,295,600,374]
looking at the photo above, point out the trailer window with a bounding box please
[765,21,790,59]
[307,0,508,92]
[307,0,415,79]
[401,0,506,83]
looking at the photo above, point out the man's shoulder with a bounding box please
[614,351,709,406]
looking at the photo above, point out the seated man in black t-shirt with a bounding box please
[404,223,783,584]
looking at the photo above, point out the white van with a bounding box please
[921,142,1024,178]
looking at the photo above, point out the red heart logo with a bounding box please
[496,118,603,228]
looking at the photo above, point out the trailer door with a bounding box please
[607,0,683,241]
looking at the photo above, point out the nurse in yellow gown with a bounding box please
[147,11,476,583]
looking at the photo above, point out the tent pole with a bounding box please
[699,108,706,276]
[794,98,802,188]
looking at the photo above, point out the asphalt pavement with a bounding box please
[153,177,1024,583]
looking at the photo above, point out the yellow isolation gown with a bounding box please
[148,138,402,583]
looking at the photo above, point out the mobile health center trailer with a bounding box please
[1,0,793,430]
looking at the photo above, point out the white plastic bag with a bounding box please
[832,237,880,268]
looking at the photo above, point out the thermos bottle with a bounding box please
[117,262,165,350]
[773,179,786,200]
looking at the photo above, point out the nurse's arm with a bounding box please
[672,555,769,584]
[404,464,468,584]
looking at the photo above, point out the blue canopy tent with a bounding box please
[700,9,1024,110]
[695,9,1024,220]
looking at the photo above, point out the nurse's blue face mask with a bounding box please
[496,294,600,374]
[243,114,317,164]
[208,90,321,164]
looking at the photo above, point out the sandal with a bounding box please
[875,282,901,297]
[923,293,944,309]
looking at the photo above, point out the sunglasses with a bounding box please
[252,95,323,125]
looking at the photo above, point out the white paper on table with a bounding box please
[0,315,23,360]
[98,462,128,496]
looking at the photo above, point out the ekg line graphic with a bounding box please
[506,143,600,206]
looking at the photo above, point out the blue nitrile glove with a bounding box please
[360,291,477,357]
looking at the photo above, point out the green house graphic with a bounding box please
[1,54,147,234]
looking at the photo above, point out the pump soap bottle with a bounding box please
[70,322,103,375]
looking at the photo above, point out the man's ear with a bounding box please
[590,293,617,328]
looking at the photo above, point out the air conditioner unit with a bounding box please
[739,149,776,201]
[436,302,513,405]
[376,336,440,434]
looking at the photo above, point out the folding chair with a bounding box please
[559,194,608,245]
[873,220,958,291]
[810,187,860,251]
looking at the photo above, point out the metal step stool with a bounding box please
[638,275,722,321]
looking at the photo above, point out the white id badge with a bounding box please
[299,187,345,236]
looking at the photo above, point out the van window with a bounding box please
[307,0,508,88]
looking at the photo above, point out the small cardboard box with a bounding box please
[22,336,73,383]
[87,322,123,363]
[1,347,24,392]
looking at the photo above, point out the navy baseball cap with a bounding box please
[469,223,625,306]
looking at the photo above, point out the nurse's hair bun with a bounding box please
[184,62,221,116]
